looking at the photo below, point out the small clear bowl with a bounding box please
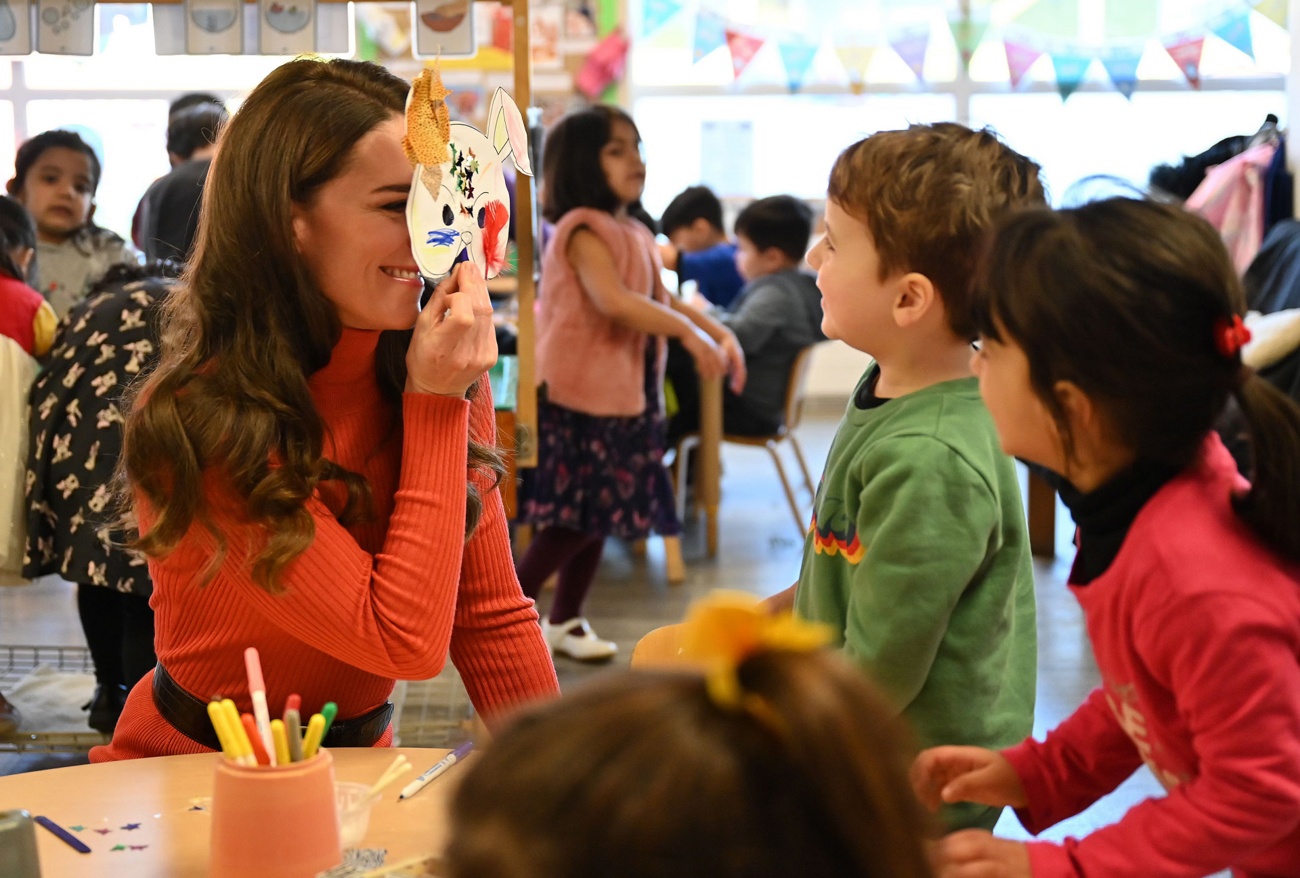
[335,781,376,849]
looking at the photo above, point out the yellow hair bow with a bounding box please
[678,590,834,711]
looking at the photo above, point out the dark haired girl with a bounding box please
[915,198,1300,877]
[515,106,744,661]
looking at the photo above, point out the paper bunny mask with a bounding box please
[404,66,533,280]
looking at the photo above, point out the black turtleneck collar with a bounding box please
[1056,459,1181,586]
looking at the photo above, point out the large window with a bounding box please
[0,5,290,240]
[630,0,1291,212]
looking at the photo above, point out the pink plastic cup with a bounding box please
[209,749,342,878]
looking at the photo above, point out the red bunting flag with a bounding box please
[1165,36,1205,88]
[725,28,766,80]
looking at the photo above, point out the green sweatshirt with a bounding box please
[795,368,1037,830]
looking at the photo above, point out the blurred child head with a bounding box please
[0,195,36,282]
[808,123,1044,356]
[733,194,813,282]
[972,196,1300,561]
[445,648,934,878]
[541,106,644,223]
[6,130,102,245]
[166,102,228,166]
[661,185,727,253]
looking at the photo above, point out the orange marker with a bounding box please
[241,713,271,766]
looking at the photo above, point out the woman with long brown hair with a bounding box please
[93,57,558,761]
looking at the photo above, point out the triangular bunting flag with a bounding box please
[725,28,766,79]
[693,9,727,63]
[641,0,682,39]
[948,11,988,69]
[889,24,930,81]
[1051,53,1092,101]
[1212,12,1254,60]
[1100,47,1142,99]
[835,44,877,93]
[778,40,819,92]
[1255,0,1287,29]
[1004,41,1044,88]
[1165,36,1205,88]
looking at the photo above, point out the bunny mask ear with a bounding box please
[486,87,533,177]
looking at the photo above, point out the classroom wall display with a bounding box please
[35,0,93,55]
[0,0,32,54]
[413,0,474,58]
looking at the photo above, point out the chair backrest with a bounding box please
[780,344,819,437]
[630,623,687,668]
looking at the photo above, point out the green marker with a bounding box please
[320,701,338,738]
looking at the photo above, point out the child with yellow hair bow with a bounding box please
[443,591,937,878]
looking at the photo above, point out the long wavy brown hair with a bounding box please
[122,58,503,593]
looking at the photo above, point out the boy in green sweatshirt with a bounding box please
[792,123,1044,830]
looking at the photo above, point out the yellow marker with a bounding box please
[206,701,238,762]
[302,713,326,760]
[271,719,291,767]
[222,698,256,766]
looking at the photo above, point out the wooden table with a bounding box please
[0,747,458,877]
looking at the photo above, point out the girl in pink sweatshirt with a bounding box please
[913,197,1300,878]
[516,106,743,661]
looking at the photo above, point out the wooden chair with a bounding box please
[674,344,820,536]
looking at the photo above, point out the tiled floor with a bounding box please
[0,409,1163,843]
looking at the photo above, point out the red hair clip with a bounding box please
[1214,314,1252,358]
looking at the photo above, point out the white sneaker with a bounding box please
[542,617,618,662]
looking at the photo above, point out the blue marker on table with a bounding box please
[35,815,91,853]
[398,741,474,801]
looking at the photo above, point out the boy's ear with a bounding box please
[891,271,938,328]
[5,177,17,196]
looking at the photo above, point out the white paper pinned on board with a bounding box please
[259,0,314,54]
[185,0,243,54]
[412,0,474,58]
[0,0,33,55]
[36,0,93,55]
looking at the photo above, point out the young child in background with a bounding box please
[914,198,1300,877]
[786,123,1045,830]
[666,194,825,448]
[517,107,744,661]
[444,592,935,878]
[0,195,56,357]
[658,184,746,309]
[7,129,136,319]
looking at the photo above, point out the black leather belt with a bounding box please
[151,662,394,751]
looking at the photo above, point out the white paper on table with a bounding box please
[36,0,93,55]
[185,0,242,54]
[0,0,33,55]
[412,0,474,58]
[259,0,314,54]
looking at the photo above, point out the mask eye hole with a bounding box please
[476,206,486,229]
[442,204,454,226]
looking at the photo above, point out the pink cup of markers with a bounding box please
[209,748,341,878]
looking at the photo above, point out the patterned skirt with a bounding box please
[519,393,681,541]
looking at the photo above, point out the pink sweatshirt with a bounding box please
[535,208,669,417]
[1003,434,1300,877]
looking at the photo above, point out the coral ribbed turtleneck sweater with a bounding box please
[94,329,558,761]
